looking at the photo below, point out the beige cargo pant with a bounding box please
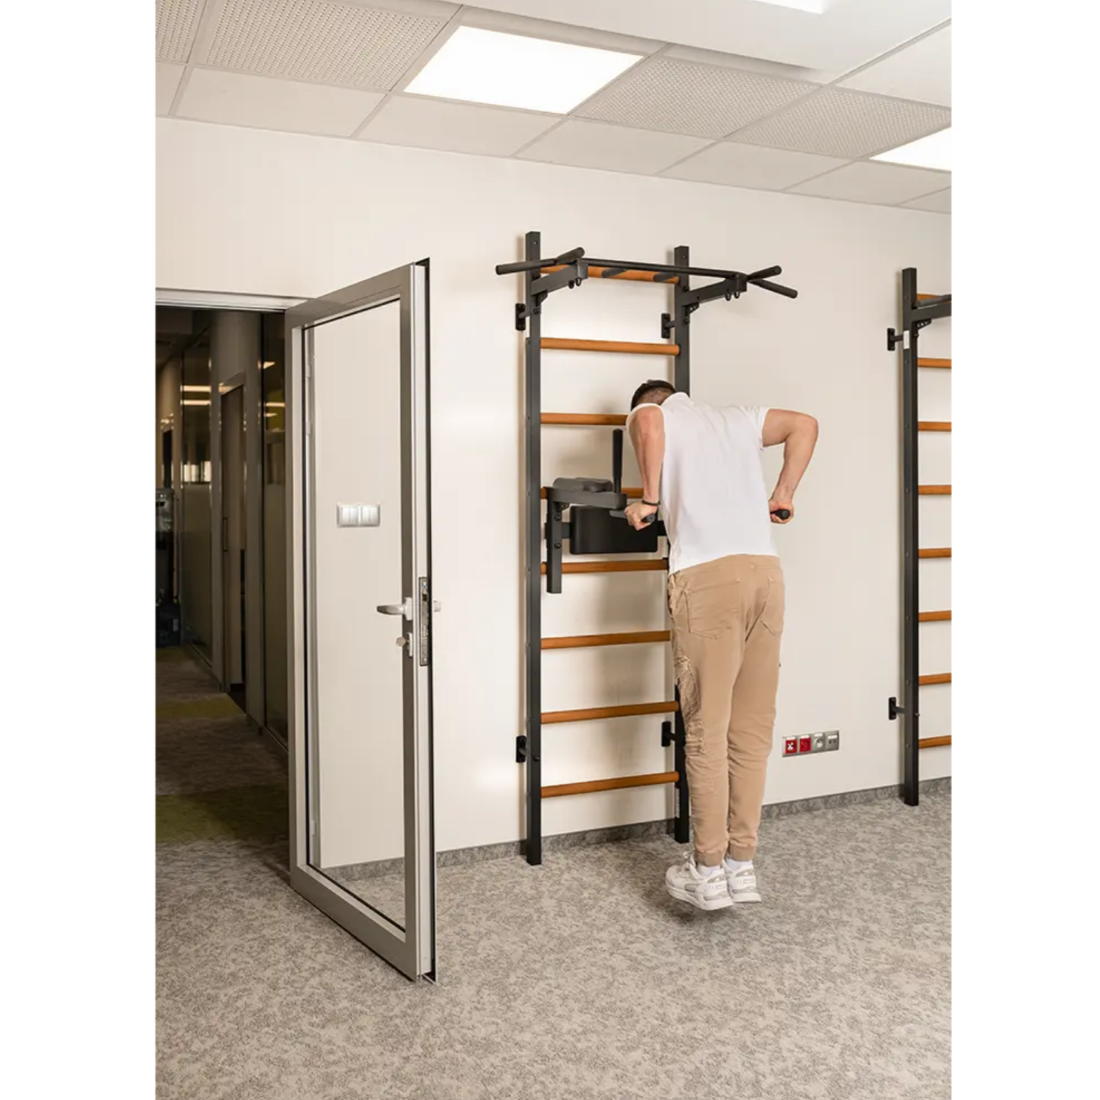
[667,554,784,866]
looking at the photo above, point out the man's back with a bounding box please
[646,393,776,574]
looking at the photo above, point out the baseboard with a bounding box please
[328,776,951,878]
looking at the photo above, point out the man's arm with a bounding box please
[624,405,665,530]
[762,409,818,524]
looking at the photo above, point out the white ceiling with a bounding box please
[156,0,951,213]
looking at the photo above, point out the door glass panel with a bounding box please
[180,329,213,659]
[309,301,406,929]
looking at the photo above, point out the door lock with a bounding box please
[377,597,413,619]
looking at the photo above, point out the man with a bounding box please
[624,380,818,911]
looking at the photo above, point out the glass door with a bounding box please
[286,262,435,981]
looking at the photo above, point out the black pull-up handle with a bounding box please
[747,266,782,282]
[750,278,798,300]
[611,429,623,494]
[495,247,586,276]
[610,508,656,525]
[772,508,791,520]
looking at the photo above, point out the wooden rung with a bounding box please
[542,701,678,724]
[542,771,679,798]
[918,421,951,432]
[919,610,952,622]
[918,485,951,495]
[917,294,948,302]
[918,357,951,369]
[540,486,644,500]
[542,337,680,356]
[919,547,952,559]
[919,673,952,686]
[540,559,667,575]
[542,265,679,285]
[542,413,627,426]
[919,736,952,749]
[542,630,671,650]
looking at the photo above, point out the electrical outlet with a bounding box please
[811,733,826,754]
[798,736,812,754]
[825,731,840,752]
[783,737,798,757]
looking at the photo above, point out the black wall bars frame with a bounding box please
[886,269,952,806]
[497,234,798,865]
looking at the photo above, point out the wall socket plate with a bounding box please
[784,730,840,757]
[825,731,840,752]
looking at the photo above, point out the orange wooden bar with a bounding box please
[542,630,670,650]
[917,357,951,369]
[918,421,952,432]
[541,264,680,284]
[919,673,952,686]
[542,771,679,798]
[542,337,679,355]
[541,413,627,426]
[918,485,952,495]
[540,560,667,575]
[919,736,952,749]
[541,701,678,724]
[919,610,952,622]
[918,548,951,559]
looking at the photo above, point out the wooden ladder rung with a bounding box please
[542,630,671,650]
[918,485,951,495]
[918,547,951,559]
[540,560,667,575]
[542,337,680,355]
[542,265,680,284]
[919,610,952,622]
[542,701,678,724]
[917,294,948,302]
[918,421,951,432]
[542,771,679,798]
[542,413,627,426]
[918,357,952,369]
[919,673,952,686]
[540,486,643,500]
[919,736,952,749]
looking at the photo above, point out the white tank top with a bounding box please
[627,393,777,575]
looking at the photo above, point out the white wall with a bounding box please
[157,118,951,853]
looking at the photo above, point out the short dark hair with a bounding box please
[630,379,676,410]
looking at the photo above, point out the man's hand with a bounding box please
[624,500,659,530]
[768,495,794,524]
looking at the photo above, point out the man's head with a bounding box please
[630,379,676,410]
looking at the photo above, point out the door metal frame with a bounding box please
[285,262,435,981]
[218,379,247,695]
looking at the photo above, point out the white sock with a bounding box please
[724,857,753,873]
[696,862,721,878]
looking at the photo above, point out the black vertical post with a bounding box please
[671,245,691,843]
[900,267,920,806]
[524,231,544,864]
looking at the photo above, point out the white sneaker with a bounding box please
[665,853,733,911]
[724,860,762,904]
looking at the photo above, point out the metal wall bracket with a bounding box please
[516,734,528,763]
[661,720,675,748]
[888,696,904,721]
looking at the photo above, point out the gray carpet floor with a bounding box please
[157,650,951,1100]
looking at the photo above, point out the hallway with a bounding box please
[156,649,950,1100]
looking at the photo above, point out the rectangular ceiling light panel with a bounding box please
[872,127,950,171]
[405,27,643,114]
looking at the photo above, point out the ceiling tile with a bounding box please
[201,0,447,90]
[360,95,557,156]
[518,119,711,175]
[901,188,951,213]
[733,87,950,159]
[841,26,951,107]
[788,161,950,205]
[664,142,848,190]
[177,69,383,137]
[578,57,817,138]
[156,0,205,63]
[157,63,185,115]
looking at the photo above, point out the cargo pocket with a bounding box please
[674,653,702,757]
[685,579,741,640]
[760,575,785,637]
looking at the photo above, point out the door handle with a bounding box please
[376,597,413,619]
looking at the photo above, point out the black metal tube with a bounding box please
[900,267,920,808]
[749,278,798,299]
[524,230,544,864]
[611,429,623,493]
[746,265,782,281]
